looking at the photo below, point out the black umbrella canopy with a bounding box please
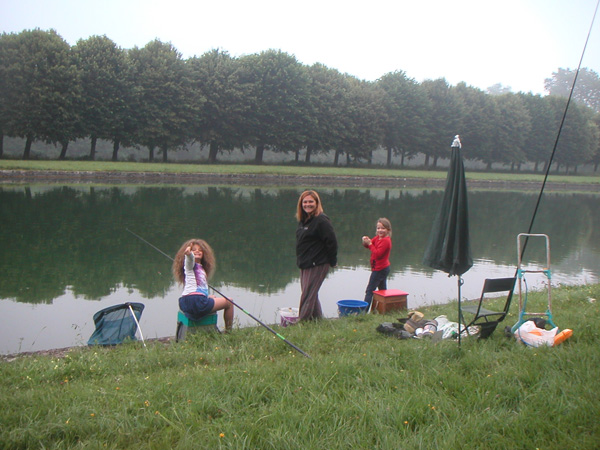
[423,144,473,277]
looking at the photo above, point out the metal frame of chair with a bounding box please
[460,277,516,339]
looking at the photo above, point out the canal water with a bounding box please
[1,184,598,354]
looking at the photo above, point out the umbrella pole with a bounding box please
[458,276,463,348]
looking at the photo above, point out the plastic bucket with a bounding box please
[337,300,369,317]
[278,307,299,327]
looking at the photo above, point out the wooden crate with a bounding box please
[372,289,409,314]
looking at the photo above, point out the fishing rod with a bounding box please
[520,0,599,261]
[125,228,311,358]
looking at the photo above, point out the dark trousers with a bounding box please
[299,263,330,321]
[364,266,390,309]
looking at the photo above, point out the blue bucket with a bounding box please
[337,300,369,317]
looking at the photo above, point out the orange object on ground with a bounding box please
[554,329,573,346]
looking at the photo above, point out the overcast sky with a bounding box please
[1,0,599,94]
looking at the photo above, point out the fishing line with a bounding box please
[520,0,599,259]
[125,228,311,358]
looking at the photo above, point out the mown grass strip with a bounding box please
[1,159,599,185]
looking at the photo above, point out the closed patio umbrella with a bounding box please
[423,135,472,345]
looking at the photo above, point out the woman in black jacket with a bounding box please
[295,190,338,321]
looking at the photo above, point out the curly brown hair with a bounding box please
[172,239,216,285]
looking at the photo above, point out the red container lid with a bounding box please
[373,289,409,297]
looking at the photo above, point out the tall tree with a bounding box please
[2,29,80,159]
[420,78,464,167]
[186,49,248,163]
[545,68,600,113]
[237,50,312,164]
[519,93,559,171]
[336,78,385,166]
[72,35,132,160]
[487,93,531,170]
[453,83,499,165]
[547,96,598,172]
[127,39,191,162]
[0,32,21,158]
[377,71,430,167]
[590,114,600,171]
[301,64,351,163]
[486,83,512,95]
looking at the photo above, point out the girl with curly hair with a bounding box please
[172,238,233,331]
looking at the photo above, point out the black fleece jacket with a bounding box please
[296,213,338,269]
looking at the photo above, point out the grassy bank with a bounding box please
[1,159,599,185]
[2,284,599,449]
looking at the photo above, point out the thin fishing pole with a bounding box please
[204,283,311,359]
[125,228,311,358]
[520,0,599,260]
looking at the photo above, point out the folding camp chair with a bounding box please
[88,302,146,347]
[460,277,516,339]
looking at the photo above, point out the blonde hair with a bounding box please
[295,190,324,222]
[377,217,392,238]
[172,239,216,285]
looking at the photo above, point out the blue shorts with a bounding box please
[179,294,215,320]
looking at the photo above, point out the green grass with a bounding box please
[1,159,599,185]
[1,284,599,449]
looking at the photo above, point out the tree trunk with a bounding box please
[112,140,120,161]
[400,151,405,166]
[208,141,219,163]
[23,135,33,160]
[305,145,313,163]
[334,149,341,166]
[486,161,492,170]
[534,160,539,172]
[58,141,69,160]
[162,146,168,162]
[294,148,300,162]
[424,154,430,167]
[386,147,392,167]
[90,136,97,161]
[254,143,265,164]
[433,155,438,167]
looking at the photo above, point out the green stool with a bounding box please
[176,311,219,342]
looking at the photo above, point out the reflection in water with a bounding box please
[0,185,598,354]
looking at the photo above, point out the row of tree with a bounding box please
[1,29,599,171]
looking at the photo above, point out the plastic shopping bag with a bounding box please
[514,320,557,347]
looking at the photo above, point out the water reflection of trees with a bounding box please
[0,186,598,304]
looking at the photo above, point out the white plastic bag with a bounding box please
[514,320,558,347]
[433,315,479,339]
